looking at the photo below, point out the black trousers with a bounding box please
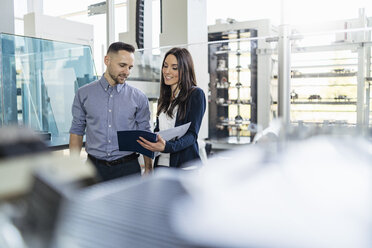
[88,154,141,181]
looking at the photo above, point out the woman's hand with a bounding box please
[137,134,166,152]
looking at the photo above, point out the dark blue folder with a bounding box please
[117,130,157,158]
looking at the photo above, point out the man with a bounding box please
[69,42,152,181]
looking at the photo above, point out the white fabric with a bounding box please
[157,105,178,166]
[197,139,207,165]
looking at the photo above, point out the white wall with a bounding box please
[0,0,15,34]
[24,12,94,48]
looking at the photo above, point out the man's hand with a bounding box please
[69,133,83,156]
[143,155,153,176]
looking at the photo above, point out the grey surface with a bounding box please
[53,172,204,248]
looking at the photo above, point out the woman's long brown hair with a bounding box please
[157,47,197,120]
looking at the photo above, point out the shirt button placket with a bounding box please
[107,87,114,157]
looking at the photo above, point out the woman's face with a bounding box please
[162,54,179,89]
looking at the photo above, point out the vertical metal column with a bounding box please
[356,8,366,129]
[106,0,115,48]
[277,24,291,126]
[250,29,258,141]
[366,45,371,128]
[235,32,242,142]
[365,25,371,128]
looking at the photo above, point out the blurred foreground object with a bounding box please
[0,126,48,159]
[52,134,372,248]
[172,135,372,248]
[0,126,95,248]
[0,126,95,199]
[2,126,371,248]
[53,170,194,248]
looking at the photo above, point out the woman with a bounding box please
[137,47,206,169]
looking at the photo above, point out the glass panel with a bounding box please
[289,30,366,127]
[0,33,97,147]
[207,29,260,144]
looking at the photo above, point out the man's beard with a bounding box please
[109,71,127,85]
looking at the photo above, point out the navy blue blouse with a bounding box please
[154,87,206,168]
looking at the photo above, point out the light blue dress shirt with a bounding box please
[70,75,151,161]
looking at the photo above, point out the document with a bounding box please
[117,130,157,158]
[117,122,191,159]
[157,122,191,141]
[154,122,191,157]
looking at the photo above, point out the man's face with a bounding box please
[104,50,135,85]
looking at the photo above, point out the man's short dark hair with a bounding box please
[107,42,135,54]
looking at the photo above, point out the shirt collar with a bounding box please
[100,74,110,92]
[117,83,125,92]
[100,74,126,92]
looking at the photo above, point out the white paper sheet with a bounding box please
[157,122,191,141]
[154,122,191,157]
